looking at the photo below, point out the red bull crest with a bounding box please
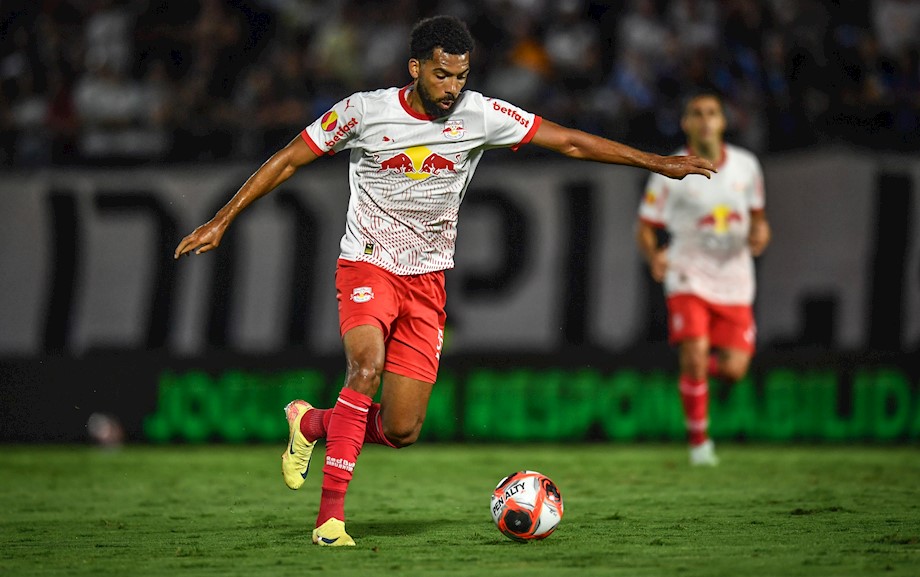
[442,119,464,140]
[375,146,459,180]
[350,286,374,303]
[696,204,743,234]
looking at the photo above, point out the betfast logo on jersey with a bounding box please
[321,109,358,148]
[492,101,530,128]
[375,146,460,180]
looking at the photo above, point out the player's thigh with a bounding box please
[383,270,446,385]
[380,371,434,444]
[667,294,710,345]
[678,336,710,377]
[335,258,399,341]
[709,304,755,354]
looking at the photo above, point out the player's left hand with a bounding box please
[654,155,716,180]
[174,217,229,259]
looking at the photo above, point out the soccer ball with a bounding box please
[490,470,563,542]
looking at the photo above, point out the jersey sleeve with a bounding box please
[638,172,669,227]
[481,96,542,151]
[748,156,765,212]
[300,94,365,156]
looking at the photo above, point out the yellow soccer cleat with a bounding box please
[312,518,356,547]
[281,400,316,490]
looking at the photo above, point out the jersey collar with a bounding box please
[399,84,437,121]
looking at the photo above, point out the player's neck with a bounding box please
[404,85,428,117]
[689,141,724,165]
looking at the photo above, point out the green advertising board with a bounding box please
[144,367,920,443]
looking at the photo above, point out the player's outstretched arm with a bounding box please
[174,136,319,259]
[530,120,716,180]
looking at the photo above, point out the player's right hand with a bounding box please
[649,249,668,282]
[174,219,228,259]
[655,155,716,180]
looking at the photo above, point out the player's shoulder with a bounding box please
[462,90,532,113]
[454,90,489,112]
[349,86,400,106]
[724,143,761,168]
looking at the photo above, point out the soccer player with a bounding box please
[175,16,715,545]
[636,93,771,466]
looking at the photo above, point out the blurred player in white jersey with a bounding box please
[637,93,771,466]
[175,16,715,545]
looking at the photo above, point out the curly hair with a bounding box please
[409,15,474,61]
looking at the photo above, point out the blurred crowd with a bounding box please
[2,0,919,166]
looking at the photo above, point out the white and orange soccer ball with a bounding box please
[490,470,564,542]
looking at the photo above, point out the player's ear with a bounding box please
[408,58,420,80]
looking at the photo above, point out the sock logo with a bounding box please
[326,456,356,473]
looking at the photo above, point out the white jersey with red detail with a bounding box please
[639,143,765,305]
[301,86,541,275]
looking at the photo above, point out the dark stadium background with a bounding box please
[1,0,918,444]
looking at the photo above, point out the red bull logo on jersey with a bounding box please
[442,119,464,140]
[375,146,460,180]
[697,204,743,234]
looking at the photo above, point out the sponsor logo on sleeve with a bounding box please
[492,101,530,127]
[324,117,359,148]
[321,110,339,132]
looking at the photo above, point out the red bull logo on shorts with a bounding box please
[375,146,460,180]
[697,204,742,234]
[350,286,374,303]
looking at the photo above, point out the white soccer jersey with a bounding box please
[638,143,765,305]
[301,86,541,275]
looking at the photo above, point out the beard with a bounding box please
[416,80,457,119]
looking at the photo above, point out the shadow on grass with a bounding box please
[346,518,467,537]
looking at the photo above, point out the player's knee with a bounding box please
[345,360,383,395]
[680,355,708,380]
[383,421,422,448]
[678,341,709,380]
[720,360,749,384]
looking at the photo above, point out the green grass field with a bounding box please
[1,444,918,577]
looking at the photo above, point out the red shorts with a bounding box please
[335,259,446,383]
[666,294,756,353]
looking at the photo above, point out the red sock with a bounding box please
[679,375,709,446]
[300,408,333,443]
[707,354,720,378]
[316,489,345,528]
[300,403,395,447]
[318,388,372,526]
